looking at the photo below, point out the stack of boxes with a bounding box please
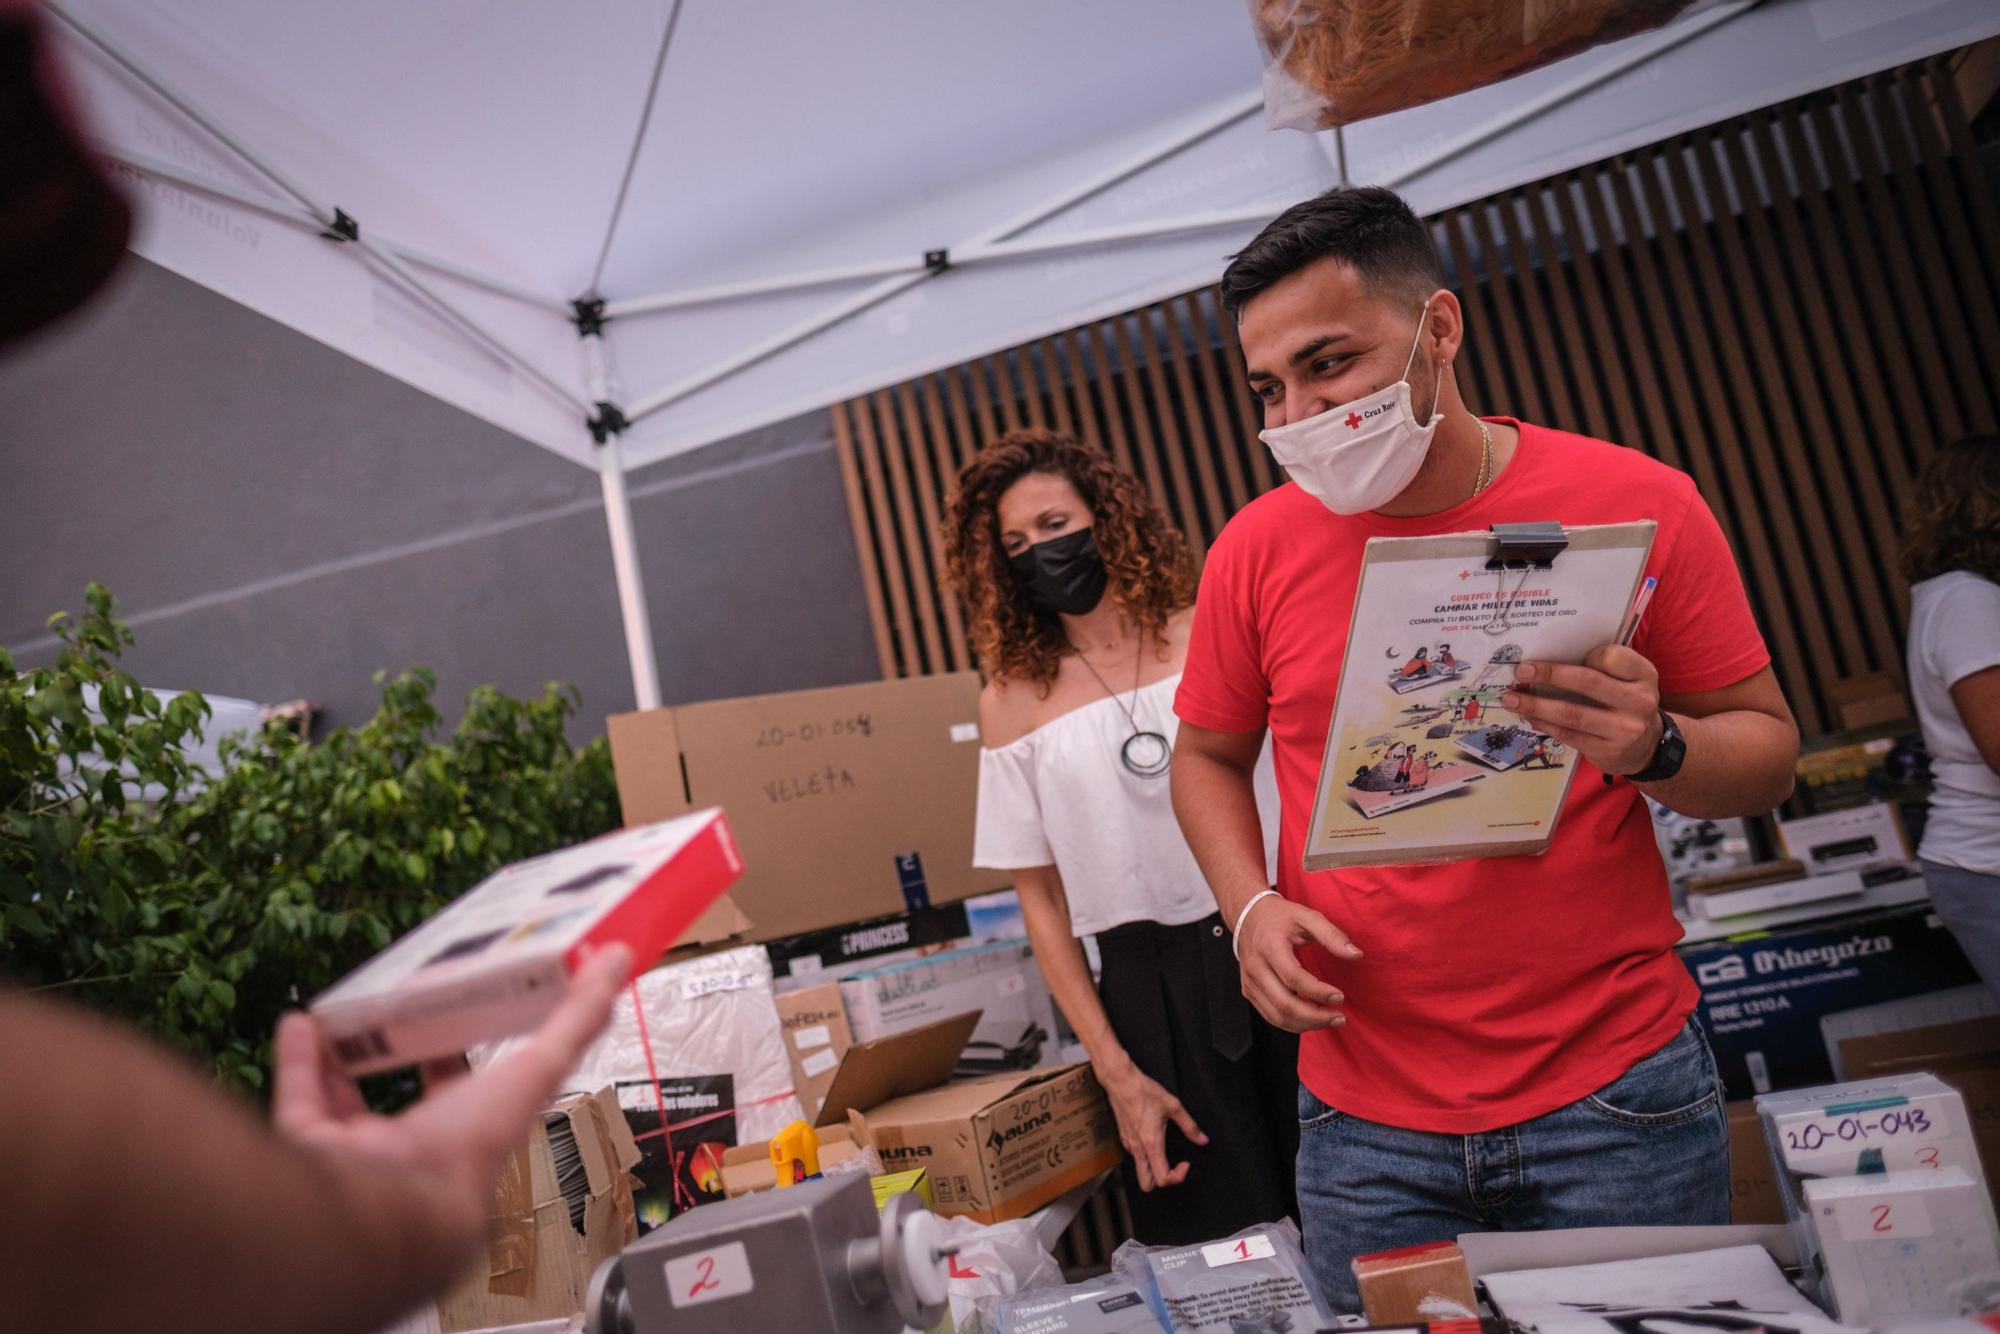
[1756,1072,2000,1323]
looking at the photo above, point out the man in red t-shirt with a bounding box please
[1171,187,1799,1311]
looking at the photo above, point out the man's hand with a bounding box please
[1234,895,1359,1033]
[272,943,632,1260]
[1100,1060,1208,1193]
[1503,645,1664,776]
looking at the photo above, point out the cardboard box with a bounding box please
[1351,1240,1477,1323]
[774,980,854,1119]
[608,673,1004,941]
[1776,804,1911,877]
[869,1167,931,1210]
[1794,722,1929,815]
[1677,903,1982,1099]
[1804,1168,2000,1322]
[764,901,973,980]
[1727,1101,1785,1225]
[810,1012,1121,1223]
[314,810,744,1075]
[436,1089,640,1333]
[1828,672,1913,732]
[1689,868,1866,921]
[852,1065,1119,1224]
[1838,1017,2000,1212]
[716,1122,865,1197]
[838,939,1061,1074]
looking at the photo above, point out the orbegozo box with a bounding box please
[312,809,742,1074]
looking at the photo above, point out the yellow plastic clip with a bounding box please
[770,1119,821,1188]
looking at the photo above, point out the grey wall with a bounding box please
[0,256,882,742]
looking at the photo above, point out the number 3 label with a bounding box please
[667,1242,754,1308]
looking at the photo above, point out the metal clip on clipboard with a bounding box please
[1484,521,1568,571]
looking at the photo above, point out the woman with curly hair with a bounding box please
[945,428,1295,1244]
[1903,434,2000,998]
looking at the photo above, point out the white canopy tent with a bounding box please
[45,0,2000,709]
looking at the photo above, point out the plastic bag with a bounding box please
[1246,0,1709,130]
[473,946,805,1224]
[999,1273,1167,1332]
[935,1214,1066,1334]
[1113,1219,1332,1333]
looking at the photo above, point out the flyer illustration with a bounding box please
[1305,522,1655,870]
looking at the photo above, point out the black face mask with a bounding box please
[1007,527,1109,616]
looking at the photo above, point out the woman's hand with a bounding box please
[1100,1059,1208,1192]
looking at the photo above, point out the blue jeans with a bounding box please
[1295,1018,1730,1313]
[1921,859,2000,1003]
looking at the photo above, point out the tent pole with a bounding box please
[622,87,1262,424]
[606,255,928,318]
[583,336,664,712]
[612,87,1263,327]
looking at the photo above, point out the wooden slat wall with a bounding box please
[834,57,2000,735]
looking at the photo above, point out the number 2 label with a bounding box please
[667,1242,754,1308]
[1834,1195,1934,1243]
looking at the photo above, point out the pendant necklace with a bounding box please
[1075,638,1171,779]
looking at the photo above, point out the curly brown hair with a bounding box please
[1901,434,2000,585]
[941,429,1196,689]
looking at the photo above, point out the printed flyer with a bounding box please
[1305,522,1655,870]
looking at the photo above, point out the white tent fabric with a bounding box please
[51,0,2000,473]
[40,0,2000,704]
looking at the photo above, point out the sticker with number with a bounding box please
[800,1048,840,1078]
[1201,1235,1277,1267]
[684,972,760,1001]
[792,1024,833,1051]
[667,1241,754,1308]
[1828,1194,1935,1243]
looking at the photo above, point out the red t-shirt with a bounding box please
[1176,419,1770,1134]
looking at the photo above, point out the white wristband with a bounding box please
[1230,889,1280,960]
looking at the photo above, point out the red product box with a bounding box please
[312,809,742,1074]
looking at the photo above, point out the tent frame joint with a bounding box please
[571,297,610,337]
[588,401,630,445]
[320,208,359,244]
[923,248,951,274]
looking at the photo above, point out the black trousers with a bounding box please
[1095,913,1300,1246]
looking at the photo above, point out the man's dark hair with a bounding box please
[1219,186,1445,320]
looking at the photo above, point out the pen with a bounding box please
[1605,577,1659,786]
[1616,575,1657,648]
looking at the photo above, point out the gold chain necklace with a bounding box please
[1472,418,1494,498]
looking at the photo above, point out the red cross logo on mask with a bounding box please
[1344,412,1364,429]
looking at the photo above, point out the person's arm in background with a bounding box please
[1173,724,1356,1034]
[1950,665,2000,774]
[1011,864,1207,1192]
[0,944,629,1334]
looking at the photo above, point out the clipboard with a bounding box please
[1303,520,1657,872]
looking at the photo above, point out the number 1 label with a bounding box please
[1201,1235,1277,1267]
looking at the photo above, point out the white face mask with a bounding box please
[1258,302,1442,515]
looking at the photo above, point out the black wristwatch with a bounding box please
[1630,710,1687,784]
